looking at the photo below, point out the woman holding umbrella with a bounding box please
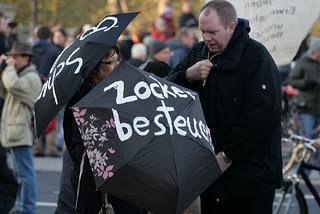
[57,46,147,214]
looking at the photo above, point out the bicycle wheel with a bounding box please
[273,182,308,214]
[295,185,308,214]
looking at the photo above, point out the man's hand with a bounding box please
[314,139,320,150]
[0,55,6,64]
[216,151,232,173]
[186,59,213,81]
[5,56,15,66]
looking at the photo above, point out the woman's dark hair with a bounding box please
[104,45,120,59]
[91,45,120,74]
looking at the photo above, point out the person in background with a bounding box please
[0,42,42,214]
[6,21,19,50]
[32,26,61,157]
[140,40,171,78]
[53,28,68,51]
[167,27,197,68]
[287,38,320,139]
[150,2,175,41]
[32,26,61,82]
[0,13,8,55]
[131,28,149,44]
[118,30,134,61]
[286,38,320,170]
[179,0,199,29]
[127,43,148,67]
[50,20,62,34]
[167,1,282,213]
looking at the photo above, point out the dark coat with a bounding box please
[166,38,190,68]
[140,58,170,78]
[167,19,283,199]
[0,32,8,55]
[287,55,320,115]
[127,58,145,67]
[32,40,61,81]
[64,80,103,214]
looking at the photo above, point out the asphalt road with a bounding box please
[34,157,320,214]
[37,171,60,214]
[35,157,62,214]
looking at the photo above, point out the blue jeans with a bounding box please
[299,113,320,138]
[55,109,65,149]
[11,146,37,214]
[299,113,320,171]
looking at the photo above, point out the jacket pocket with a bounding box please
[7,123,26,142]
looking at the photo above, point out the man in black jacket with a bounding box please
[167,1,282,213]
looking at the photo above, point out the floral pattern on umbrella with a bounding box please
[72,107,116,180]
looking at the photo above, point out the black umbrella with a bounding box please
[72,62,221,213]
[34,12,138,137]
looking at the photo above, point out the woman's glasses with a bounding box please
[100,58,120,65]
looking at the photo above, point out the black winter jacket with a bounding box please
[64,80,103,214]
[167,19,283,197]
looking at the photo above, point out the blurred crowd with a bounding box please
[0,1,201,213]
[0,0,201,158]
[5,0,320,213]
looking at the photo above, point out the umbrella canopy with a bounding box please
[34,12,139,137]
[72,62,221,213]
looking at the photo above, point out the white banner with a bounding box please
[204,0,320,65]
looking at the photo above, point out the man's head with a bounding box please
[148,40,170,64]
[53,29,68,48]
[36,26,51,40]
[131,43,147,61]
[181,1,191,13]
[88,46,120,84]
[6,42,33,71]
[308,37,320,62]
[199,0,237,54]
[178,27,197,48]
[7,21,18,34]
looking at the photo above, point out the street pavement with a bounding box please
[34,156,320,214]
[35,156,62,214]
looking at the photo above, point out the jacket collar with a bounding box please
[18,64,37,77]
[201,18,251,70]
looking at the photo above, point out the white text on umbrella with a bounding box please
[36,47,83,105]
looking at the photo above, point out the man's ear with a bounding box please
[228,21,236,33]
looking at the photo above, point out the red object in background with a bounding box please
[44,118,56,134]
[282,85,298,96]
[150,16,175,41]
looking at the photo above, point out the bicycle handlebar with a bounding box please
[283,134,317,153]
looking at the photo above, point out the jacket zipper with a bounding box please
[75,152,86,213]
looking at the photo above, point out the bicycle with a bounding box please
[273,134,320,214]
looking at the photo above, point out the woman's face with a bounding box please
[95,49,120,83]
